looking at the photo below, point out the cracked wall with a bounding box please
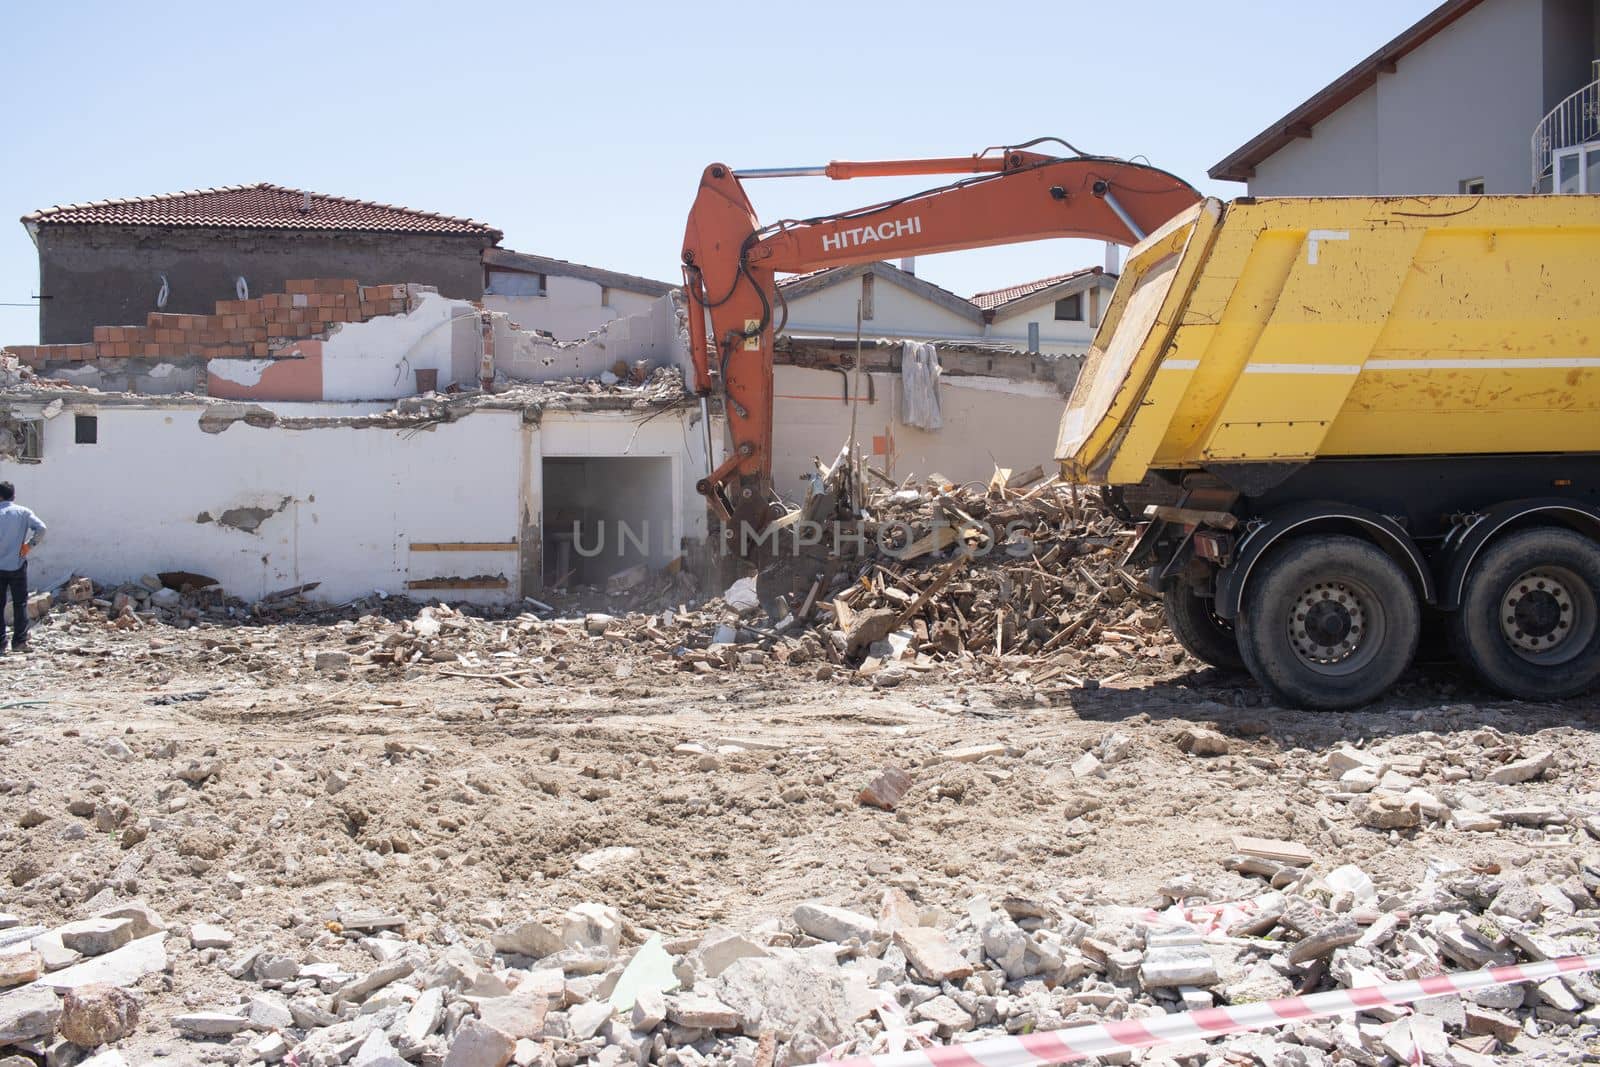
[0,397,714,604]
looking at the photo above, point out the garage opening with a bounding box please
[542,457,674,589]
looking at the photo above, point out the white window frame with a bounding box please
[1554,144,1600,194]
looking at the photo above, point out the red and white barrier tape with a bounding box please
[822,953,1600,1067]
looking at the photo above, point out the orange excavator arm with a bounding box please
[680,141,1201,536]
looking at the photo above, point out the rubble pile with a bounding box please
[497,366,688,409]
[0,352,35,390]
[20,461,1181,691]
[676,464,1178,686]
[1,762,1594,1066]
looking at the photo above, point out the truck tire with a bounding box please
[1447,527,1600,700]
[1163,585,1245,671]
[1237,535,1420,710]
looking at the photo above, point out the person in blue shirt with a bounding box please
[0,481,46,654]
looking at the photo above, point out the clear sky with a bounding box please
[0,0,1439,345]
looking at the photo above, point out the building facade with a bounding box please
[776,259,1115,357]
[2,278,715,603]
[1211,0,1600,197]
[25,184,500,345]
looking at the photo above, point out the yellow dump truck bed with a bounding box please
[1057,195,1600,486]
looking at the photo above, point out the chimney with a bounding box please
[899,257,916,276]
[1104,242,1121,275]
[299,191,313,215]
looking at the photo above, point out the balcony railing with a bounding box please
[1532,62,1600,191]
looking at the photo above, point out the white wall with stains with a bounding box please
[484,274,661,341]
[2,398,718,605]
[771,366,1066,498]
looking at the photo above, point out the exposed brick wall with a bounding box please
[3,279,415,370]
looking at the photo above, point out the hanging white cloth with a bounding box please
[900,341,943,431]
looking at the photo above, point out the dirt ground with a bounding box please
[4,603,1597,959]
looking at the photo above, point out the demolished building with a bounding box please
[0,280,718,605]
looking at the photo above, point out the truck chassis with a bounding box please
[1134,455,1600,709]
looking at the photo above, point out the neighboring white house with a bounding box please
[764,258,1115,495]
[482,248,677,341]
[1210,0,1600,196]
[775,259,1117,357]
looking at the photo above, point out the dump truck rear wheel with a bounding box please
[1448,527,1600,700]
[1237,535,1419,710]
[1163,584,1244,670]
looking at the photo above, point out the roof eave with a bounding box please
[984,272,1114,319]
[25,219,502,241]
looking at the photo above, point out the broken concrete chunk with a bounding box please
[402,986,445,1047]
[60,983,140,1047]
[0,985,61,1044]
[632,987,667,1031]
[938,743,1006,764]
[692,929,768,981]
[36,933,166,992]
[188,923,234,949]
[334,957,415,1006]
[95,902,165,939]
[1070,751,1103,778]
[1327,746,1386,775]
[858,767,914,810]
[561,903,622,954]
[491,919,563,959]
[894,926,973,984]
[914,994,974,1034]
[173,1010,253,1036]
[0,950,42,989]
[607,934,680,1011]
[1487,750,1553,784]
[477,993,551,1042]
[443,1017,517,1067]
[1351,793,1421,829]
[665,992,740,1030]
[1178,727,1231,756]
[716,954,855,1044]
[57,917,135,957]
[352,1030,407,1067]
[1140,946,1220,988]
[792,902,877,943]
[1230,835,1314,866]
[1287,919,1362,966]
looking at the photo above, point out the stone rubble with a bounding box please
[0,808,1594,1067]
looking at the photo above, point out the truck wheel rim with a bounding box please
[1288,579,1382,674]
[1498,566,1593,665]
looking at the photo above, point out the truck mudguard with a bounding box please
[1437,499,1600,610]
[1214,500,1434,620]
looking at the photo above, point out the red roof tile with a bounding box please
[969,266,1103,311]
[23,183,501,239]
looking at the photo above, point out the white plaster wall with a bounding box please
[1248,85,1381,196]
[1249,0,1547,196]
[1373,0,1545,194]
[782,279,980,341]
[3,404,524,605]
[986,297,1105,356]
[493,294,691,384]
[770,366,1065,499]
[484,275,662,341]
[783,275,1109,355]
[319,291,478,401]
